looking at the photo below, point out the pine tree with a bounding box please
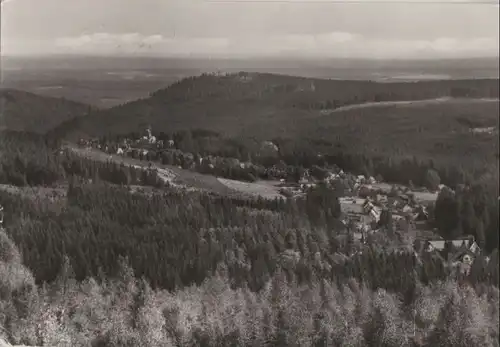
[54,255,76,295]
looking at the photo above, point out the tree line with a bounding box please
[97,128,500,252]
[0,129,499,346]
[0,185,498,346]
[2,129,499,253]
[1,179,498,293]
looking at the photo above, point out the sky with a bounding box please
[1,0,499,59]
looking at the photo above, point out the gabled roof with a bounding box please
[425,237,479,254]
[451,240,469,248]
[428,240,446,251]
[469,241,480,254]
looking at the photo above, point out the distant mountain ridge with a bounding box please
[3,55,499,72]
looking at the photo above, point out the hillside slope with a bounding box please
[0,89,92,134]
[300,98,499,162]
[52,72,499,141]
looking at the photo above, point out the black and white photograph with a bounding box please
[0,0,499,346]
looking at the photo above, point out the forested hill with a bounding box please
[0,89,92,134]
[50,73,499,141]
[0,79,499,345]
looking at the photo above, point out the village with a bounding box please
[74,126,483,274]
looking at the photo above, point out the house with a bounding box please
[469,241,480,254]
[358,185,373,198]
[448,248,479,275]
[362,200,381,222]
[340,197,365,206]
[261,141,279,153]
[419,235,480,257]
[301,183,317,190]
[356,175,366,183]
[450,248,476,265]
[442,236,478,252]
[340,198,375,227]
[142,128,157,144]
[376,194,388,204]
[362,200,375,213]
[421,239,445,252]
[402,205,413,214]
[324,173,337,183]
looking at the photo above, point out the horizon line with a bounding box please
[2,53,499,61]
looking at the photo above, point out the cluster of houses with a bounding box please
[414,234,484,276]
[77,128,482,270]
[78,130,305,182]
[337,179,430,236]
[78,127,174,158]
[330,174,482,272]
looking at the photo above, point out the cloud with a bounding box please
[53,33,231,56]
[5,31,498,59]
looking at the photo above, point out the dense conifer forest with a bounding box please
[0,74,498,346]
[52,73,499,142]
[1,124,499,346]
[0,89,92,134]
